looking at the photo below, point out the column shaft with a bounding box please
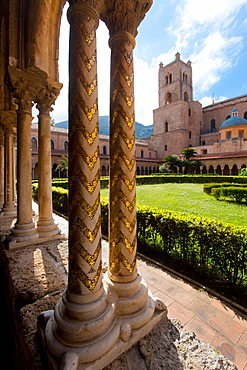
[0,126,5,208]
[108,33,137,283]
[8,100,38,244]
[37,106,60,237]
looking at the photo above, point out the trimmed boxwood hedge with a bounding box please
[32,181,247,294]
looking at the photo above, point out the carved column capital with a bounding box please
[0,111,17,135]
[8,66,62,112]
[101,0,152,39]
[68,0,104,20]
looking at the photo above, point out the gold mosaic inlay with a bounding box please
[112,83,134,108]
[74,141,99,170]
[71,216,101,243]
[75,68,97,96]
[111,126,135,150]
[110,168,135,192]
[111,105,134,129]
[71,240,101,266]
[110,252,136,274]
[70,119,98,146]
[113,64,134,87]
[70,193,100,220]
[70,263,101,292]
[110,211,136,233]
[119,45,133,67]
[78,23,96,46]
[111,148,135,171]
[111,190,135,213]
[71,168,100,194]
[110,232,136,254]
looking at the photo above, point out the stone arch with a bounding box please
[165,92,172,105]
[149,167,152,175]
[211,119,216,131]
[184,91,189,102]
[52,163,59,178]
[223,164,230,175]
[209,165,214,174]
[141,166,144,175]
[141,150,144,158]
[216,165,222,175]
[202,165,207,174]
[195,167,200,174]
[101,165,106,176]
[169,74,172,84]
[145,167,148,175]
[226,115,231,120]
[102,145,107,155]
[34,163,38,178]
[241,164,246,169]
[137,166,140,175]
[231,164,238,176]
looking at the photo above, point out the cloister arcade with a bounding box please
[0,1,167,369]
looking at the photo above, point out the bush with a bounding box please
[100,201,247,292]
[218,187,247,203]
[203,182,247,195]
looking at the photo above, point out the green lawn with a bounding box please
[100,183,247,228]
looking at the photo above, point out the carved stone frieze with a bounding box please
[101,0,153,38]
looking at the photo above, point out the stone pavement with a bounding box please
[43,203,247,370]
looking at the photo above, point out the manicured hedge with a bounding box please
[137,174,247,185]
[203,182,247,195]
[100,202,247,292]
[212,186,247,203]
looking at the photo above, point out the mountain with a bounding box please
[54,116,153,139]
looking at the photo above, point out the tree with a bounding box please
[56,155,68,173]
[159,164,170,173]
[163,154,180,173]
[180,148,203,174]
[181,147,197,160]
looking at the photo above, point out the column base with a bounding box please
[7,221,39,249]
[37,218,63,239]
[0,203,17,218]
[37,284,167,369]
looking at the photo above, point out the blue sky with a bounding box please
[40,0,247,126]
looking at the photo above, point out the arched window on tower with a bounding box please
[211,119,216,132]
[51,139,55,150]
[103,145,107,155]
[169,74,172,84]
[188,108,191,117]
[141,150,144,158]
[31,137,37,149]
[165,122,168,132]
[184,91,189,102]
[165,75,168,85]
[226,115,231,120]
[244,111,247,120]
[165,92,172,105]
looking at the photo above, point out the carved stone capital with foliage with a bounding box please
[8,66,62,113]
[101,0,152,39]
[68,0,105,22]
[0,111,17,134]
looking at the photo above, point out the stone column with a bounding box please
[36,99,61,238]
[0,112,17,216]
[7,97,38,247]
[38,2,121,368]
[102,0,166,327]
[0,125,4,208]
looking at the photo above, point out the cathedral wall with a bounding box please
[202,96,247,133]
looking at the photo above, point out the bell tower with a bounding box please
[151,53,202,159]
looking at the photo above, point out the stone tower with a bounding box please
[151,52,202,159]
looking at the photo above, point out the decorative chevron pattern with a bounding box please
[78,23,96,46]
[110,252,136,274]
[112,83,134,108]
[111,190,135,213]
[70,118,98,145]
[70,168,100,194]
[109,36,137,278]
[110,211,136,233]
[111,147,135,171]
[70,193,100,220]
[75,67,97,96]
[71,216,101,243]
[71,92,98,120]
[113,64,134,87]
[111,104,134,128]
[111,126,135,150]
[68,15,102,293]
[110,232,136,254]
[110,168,135,192]
[70,240,101,266]
[73,140,99,170]
[69,262,101,292]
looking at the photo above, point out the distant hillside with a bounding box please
[54,116,153,139]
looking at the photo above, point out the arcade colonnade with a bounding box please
[0,1,166,369]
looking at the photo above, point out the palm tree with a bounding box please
[181,147,197,160]
[56,155,68,174]
[163,154,180,173]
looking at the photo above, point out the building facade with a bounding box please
[150,53,247,175]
